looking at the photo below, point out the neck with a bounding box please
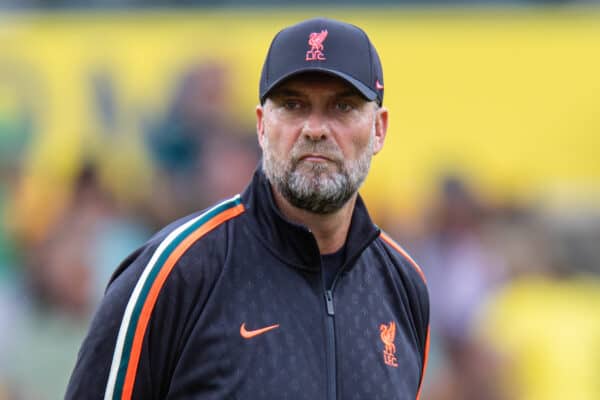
[271,186,356,254]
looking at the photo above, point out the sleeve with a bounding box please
[65,240,198,400]
[65,246,156,399]
[397,244,430,399]
[65,201,239,399]
[379,232,430,355]
[379,232,430,398]
[415,278,430,400]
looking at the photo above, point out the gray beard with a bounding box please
[262,129,374,214]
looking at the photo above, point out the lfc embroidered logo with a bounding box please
[379,321,398,367]
[306,30,328,61]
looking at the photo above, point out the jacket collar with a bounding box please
[241,167,380,272]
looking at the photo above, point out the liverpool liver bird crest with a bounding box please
[380,321,398,367]
[306,30,328,61]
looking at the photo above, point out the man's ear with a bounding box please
[256,104,265,149]
[373,106,388,155]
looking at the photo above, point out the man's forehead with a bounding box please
[271,72,364,98]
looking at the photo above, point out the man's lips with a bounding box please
[299,153,334,162]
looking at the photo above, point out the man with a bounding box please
[66,17,430,400]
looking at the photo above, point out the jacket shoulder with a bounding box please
[375,230,430,328]
[378,231,427,288]
[108,195,245,287]
[375,230,430,378]
[67,195,246,399]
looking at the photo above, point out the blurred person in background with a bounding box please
[66,17,429,399]
[145,61,259,227]
[475,206,600,400]
[0,84,34,398]
[27,163,151,308]
[0,163,150,399]
[416,175,507,400]
[420,176,506,341]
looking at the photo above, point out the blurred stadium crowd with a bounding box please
[1,7,600,400]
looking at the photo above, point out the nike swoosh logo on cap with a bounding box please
[240,322,280,339]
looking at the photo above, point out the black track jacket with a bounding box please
[66,168,430,400]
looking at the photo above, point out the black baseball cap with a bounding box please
[259,17,384,105]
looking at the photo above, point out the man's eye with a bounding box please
[335,102,353,112]
[283,101,302,110]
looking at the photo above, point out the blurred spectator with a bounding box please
[475,208,600,400]
[0,170,20,275]
[0,76,33,397]
[0,164,22,290]
[419,176,507,341]
[0,162,150,399]
[0,66,34,275]
[145,60,259,226]
[413,176,600,400]
[416,175,508,400]
[0,169,24,400]
[29,162,151,312]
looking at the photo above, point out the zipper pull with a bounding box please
[325,290,335,316]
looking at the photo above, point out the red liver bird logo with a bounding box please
[380,321,399,367]
[306,30,328,61]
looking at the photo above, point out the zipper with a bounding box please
[324,289,336,400]
[320,229,377,400]
[321,249,351,400]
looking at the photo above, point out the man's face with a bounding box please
[256,73,388,214]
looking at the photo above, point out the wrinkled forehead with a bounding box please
[266,71,366,101]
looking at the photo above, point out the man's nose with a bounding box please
[301,110,330,141]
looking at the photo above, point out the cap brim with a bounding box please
[260,67,378,104]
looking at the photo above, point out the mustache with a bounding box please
[290,140,344,165]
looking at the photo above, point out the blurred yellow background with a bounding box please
[1,7,600,400]
[3,9,599,235]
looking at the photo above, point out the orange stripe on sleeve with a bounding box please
[415,326,430,400]
[121,203,244,400]
[380,232,427,284]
